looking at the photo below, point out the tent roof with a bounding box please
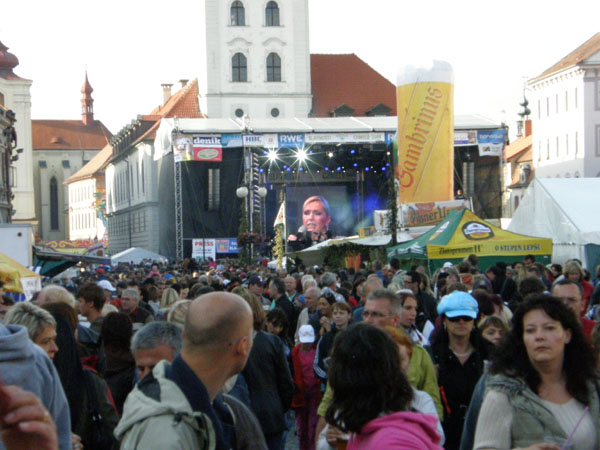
[111,247,168,264]
[389,209,552,260]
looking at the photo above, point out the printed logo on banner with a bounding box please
[221,134,243,148]
[182,135,222,162]
[243,135,264,147]
[278,134,305,148]
[477,130,505,157]
[462,221,494,240]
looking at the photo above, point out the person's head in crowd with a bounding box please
[41,301,78,333]
[478,315,508,347]
[564,261,584,284]
[190,283,214,299]
[131,321,182,380]
[248,275,265,298]
[331,301,352,331]
[36,285,76,308]
[402,271,421,293]
[145,284,159,301]
[490,294,595,403]
[446,282,469,294]
[102,302,119,317]
[517,276,546,300]
[96,279,116,300]
[0,280,4,296]
[550,264,562,280]
[303,286,321,312]
[0,294,15,321]
[284,276,297,295]
[101,312,133,352]
[525,263,543,280]
[437,291,478,341]
[167,299,191,326]
[277,268,287,279]
[76,282,105,319]
[458,261,471,274]
[126,280,142,294]
[160,287,179,309]
[551,279,585,319]
[116,281,128,297]
[317,291,336,319]
[445,268,460,285]
[485,265,501,282]
[523,254,536,267]
[120,288,141,314]
[182,292,254,382]
[325,323,413,433]
[320,271,337,291]
[396,289,419,330]
[301,275,317,292]
[4,302,58,360]
[265,307,288,337]
[383,325,414,375]
[362,276,384,300]
[470,289,496,317]
[237,288,265,332]
[268,277,286,300]
[301,195,331,235]
[363,289,402,328]
[467,254,478,269]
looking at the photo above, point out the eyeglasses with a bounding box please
[363,310,393,319]
[447,316,474,323]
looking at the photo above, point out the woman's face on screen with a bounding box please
[302,200,330,233]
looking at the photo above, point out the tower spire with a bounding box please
[81,71,94,125]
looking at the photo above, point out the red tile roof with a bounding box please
[310,54,397,117]
[64,143,112,184]
[504,134,532,160]
[32,120,112,150]
[134,79,204,143]
[532,33,600,82]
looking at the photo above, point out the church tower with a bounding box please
[81,72,94,125]
[199,0,312,119]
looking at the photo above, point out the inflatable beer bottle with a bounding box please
[395,61,454,205]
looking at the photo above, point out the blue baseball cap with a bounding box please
[437,291,478,319]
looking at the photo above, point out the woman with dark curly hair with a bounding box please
[325,323,442,449]
[474,295,600,449]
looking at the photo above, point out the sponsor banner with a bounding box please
[396,81,454,204]
[477,129,505,157]
[263,134,278,148]
[373,210,391,232]
[427,241,552,259]
[221,134,242,148]
[173,135,222,162]
[278,134,305,149]
[454,130,478,146]
[192,239,216,260]
[215,238,239,254]
[402,200,469,227]
[242,134,264,147]
[304,132,386,144]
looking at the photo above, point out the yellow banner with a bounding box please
[396,80,454,204]
[427,240,553,259]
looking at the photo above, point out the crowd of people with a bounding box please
[0,253,599,449]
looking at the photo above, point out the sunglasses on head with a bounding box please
[447,315,474,323]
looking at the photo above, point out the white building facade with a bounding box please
[529,35,600,178]
[199,0,312,119]
[0,42,35,223]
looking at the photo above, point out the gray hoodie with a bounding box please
[0,324,71,450]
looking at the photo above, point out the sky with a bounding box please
[1,0,598,139]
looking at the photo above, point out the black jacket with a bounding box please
[242,331,294,436]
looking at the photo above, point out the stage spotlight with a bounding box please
[259,168,264,173]
[365,167,370,172]
[353,163,358,167]
[382,167,386,172]
[267,149,278,161]
[296,149,307,162]
[327,152,334,158]
[299,167,304,172]
[336,166,341,171]
[286,167,291,172]
[386,162,390,166]
[283,164,288,169]
[350,149,356,155]
[324,167,329,171]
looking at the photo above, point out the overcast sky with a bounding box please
[1,0,597,138]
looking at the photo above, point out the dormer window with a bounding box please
[331,104,355,117]
[231,1,245,26]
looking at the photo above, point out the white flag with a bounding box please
[274,201,286,227]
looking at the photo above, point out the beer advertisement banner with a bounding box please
[477,129,505,158]
[401,200,470,227]
[395,61,454,205]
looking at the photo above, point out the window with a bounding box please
[537,100,541,120]
[575,88,578,108]
[565,91,568,112]
[546,97,550,116]
[538,141,541,161]
[546,139,550,160]
[596,125,600,156]
[265,1,280,26]
[232,53,247,82]
[271,107,280,117]
[141,160,145,194]
[208,168,220,211]
[575,131,579,155]
[566,134,569,156]
[50,177,59,230]
[231,1,245,26]
[267,53,281,82]
[235,108,244,118]
[556,94,559,114]
[514,196,519,210]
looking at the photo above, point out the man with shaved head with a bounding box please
[115,292,254,449]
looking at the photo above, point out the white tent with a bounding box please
[111,247,169,265]
[508,178,600,268]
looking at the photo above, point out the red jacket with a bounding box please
[291,344,321,409]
